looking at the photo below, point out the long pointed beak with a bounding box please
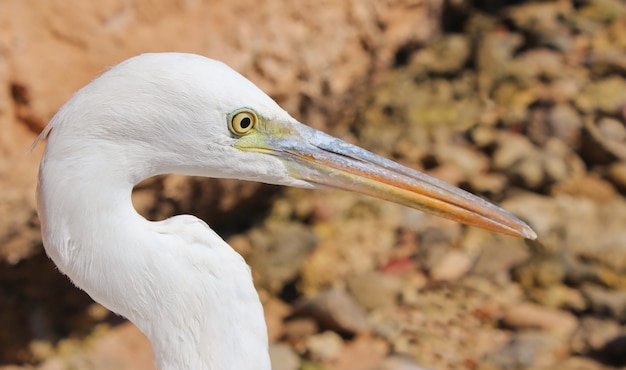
[236,121,537,239]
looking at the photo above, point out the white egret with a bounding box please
[36,53,536,370]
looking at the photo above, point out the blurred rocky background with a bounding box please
[2,0,626,369]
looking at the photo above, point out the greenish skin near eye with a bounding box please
[229,110,258,136]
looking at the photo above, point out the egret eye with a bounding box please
[229,110,257,136]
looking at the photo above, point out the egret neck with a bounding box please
[38,139,269,369]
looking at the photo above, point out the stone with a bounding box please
[269,344,300,370]
[429,250,474,282]
[347,271,404,310]
[582,285,626,321]
[481,330,569,369]
[283,318,319,342]
[502,301,578,337]
[293,288,370,334]
[305,331,344,363]
[376,355,432,370]
[247,220,317,294]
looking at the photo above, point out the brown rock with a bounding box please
[481,330,570,369]
[283,318,318,342]
[305,331,344,363]
[347,271,404,310]
[607,161,626,192]
[333,336,389,370]
[264,297,291,343]
[376,355,431,370]
[293,288,370,334]
[37,323,154,370]
[429,250,474,282]
[570,316,622,354]
[247,221,317,294]
[502,301,578,337]
[269,344,300,370]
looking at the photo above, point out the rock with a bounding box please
[492,133,537,171]
[502,301,578,337]
[505,2,573,51]
[581,285,626,321]
[475,30,524,95]
[465,228,529,278]
[570,316,622,354]
[575,76,626,115]
[607,161,626,192]
[247,221,317,294]
[264,298,292,343]
[429,250,474,282]
[375,355,432,370]
[347,271,404,310]
[269,344,300,370]
[552,174,617,201]
[578,0,626,23]
[527,284,587,311]
[543,138,587,184]
[582,118,626,164]
[333,336,389,370]
[548,104,582,148]
[592,334,626,366]
[283,318,319,342]
[36,323,155,370]
[414,34,471,75]
[506,49,565,82]
[305,331,344,363]
[434,143,490,177]
[468,126,496,148]
[597,117,626,142]
[481,330,569,369]
[561,357,617,370]
[293,288,370,334]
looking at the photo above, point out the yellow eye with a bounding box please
[229,110,257,136]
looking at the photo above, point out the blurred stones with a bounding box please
[505,1,574,50]
[492,132,586,191]
[283,318,318,342]
[305,331,344,363]
[429,250,473,282]
[506,49,566,82]
[502,301,578,337]
[552,174,617,200]
[581,285,626,321]
[333,336,389,370]
[347,271,404,310]
[246,220,317,294]
[264,297,292,343]
[579,0,626,23]
[570,317,623,354]
[582,117,626,164]
[409,35,471,75]
[607,161,626,192]
[547,104,583,148]
[293,288,370,334]
[269,344,300,370]
[481,331,569,369]
[476,30,524,96]
[376,355,432,370]
[575,76,626,115]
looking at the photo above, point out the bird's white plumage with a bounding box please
[37,53,297,369]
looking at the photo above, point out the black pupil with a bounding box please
[240,117,251,129]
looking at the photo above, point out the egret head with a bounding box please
[41,53,536,239]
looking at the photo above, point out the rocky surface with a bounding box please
[3,0,626,369]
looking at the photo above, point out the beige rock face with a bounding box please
[0,0,443,263]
